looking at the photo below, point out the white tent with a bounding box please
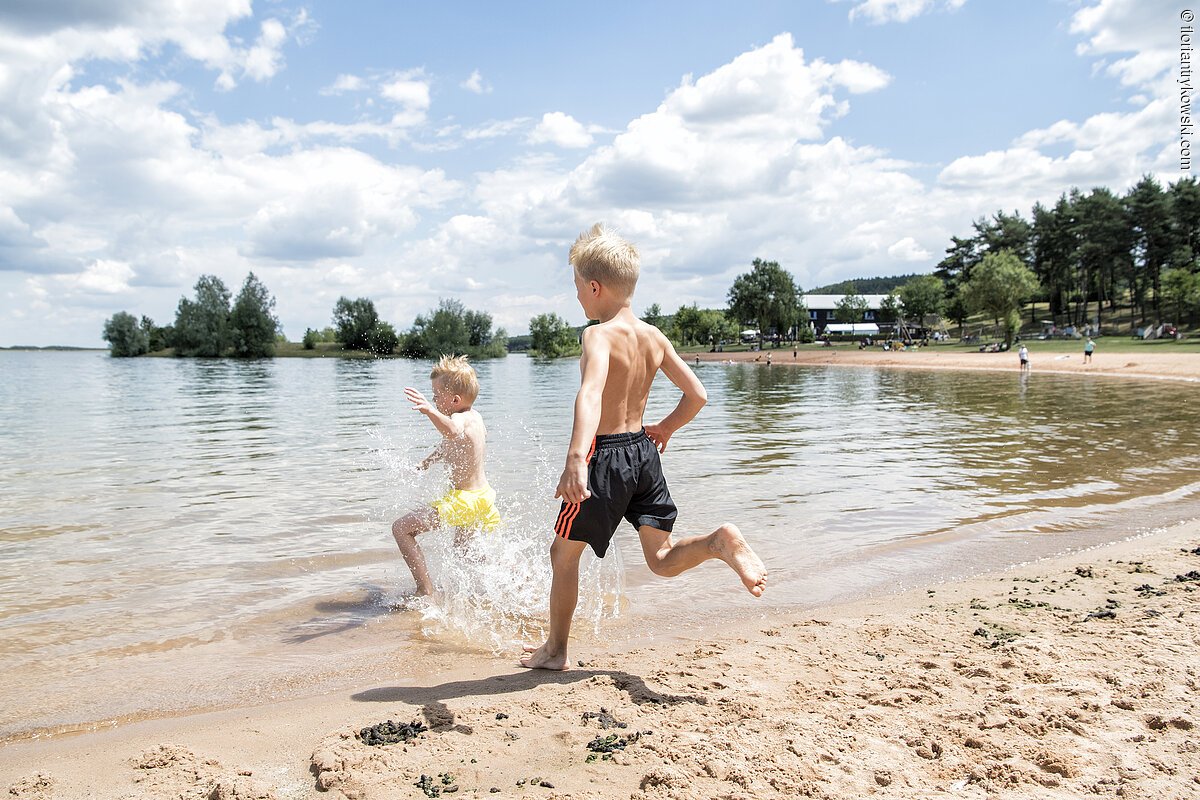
[824,323,880,335]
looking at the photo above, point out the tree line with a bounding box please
[936,174,1200,331]
[102,275,507,359]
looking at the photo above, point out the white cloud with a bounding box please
[320,73,365,95]
[461,69,490,94]
[528,112,594,148]
[380,70,431,108]
[843,0,967,25]
[887,237,931,261]
[68,259,135,293]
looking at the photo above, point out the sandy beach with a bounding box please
[694,344,1200,382]
[2,519,1197,800]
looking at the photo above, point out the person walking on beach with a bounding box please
[1018,344,1030,371]
[1084,337,1095,364]
[392,355,501,596]
[521,223,767,671]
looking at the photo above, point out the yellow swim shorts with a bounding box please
[432,486,501,531]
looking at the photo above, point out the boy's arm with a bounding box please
[416,444,442,471]
[644,332,707,453]
[556,327,610,503]
[404,387,466,438]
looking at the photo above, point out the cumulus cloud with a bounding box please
[528,112,594,148]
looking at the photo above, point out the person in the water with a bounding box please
[392,354,500,596]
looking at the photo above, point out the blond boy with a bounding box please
[392,355,500,596]
[521,224,767,671]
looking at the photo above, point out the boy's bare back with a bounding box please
[586,317,664,435]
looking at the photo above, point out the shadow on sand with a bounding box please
[351,669,707,732]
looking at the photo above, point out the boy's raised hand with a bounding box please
[644,423,674,453]
[404,386,434,415]
[555,462,591,504]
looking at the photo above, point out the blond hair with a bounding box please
[569,222,640,296]
[430,354,479,403]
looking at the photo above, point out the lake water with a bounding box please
[2,350,1199,740]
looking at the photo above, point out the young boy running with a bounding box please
[521,224,767,671]
[392,355,500,596]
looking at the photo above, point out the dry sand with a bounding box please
[3,521,1198,799]
[698,345,1200,382]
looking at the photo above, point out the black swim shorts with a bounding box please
[553,429,677,558]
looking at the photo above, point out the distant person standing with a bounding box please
[1084,338,1095,364]
[1018,344,1030,371]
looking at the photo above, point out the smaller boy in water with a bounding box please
[392,354,500,596]
[521,223,767,671]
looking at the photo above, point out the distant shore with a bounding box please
[694,341,1200,382]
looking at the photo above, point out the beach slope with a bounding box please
[4,522,1198,799]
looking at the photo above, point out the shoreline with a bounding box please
[693,345,1200,382]
[4,520,1198,799]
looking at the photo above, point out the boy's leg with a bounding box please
[521,536,587,670]
[637,523,767,597]
[391,507,440,595]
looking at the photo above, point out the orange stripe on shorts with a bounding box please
[554,436,596,538]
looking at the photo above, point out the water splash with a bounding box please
[367,418,624,652]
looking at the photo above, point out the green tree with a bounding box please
[366,321,399,355]
[174,274,232,357]
[641,303,665,330]
[102,311,150,357]
[332,297,381,351]
[727,258,801,344]
[878,292,902,325]
[465,309,493,348]
[1125,175,1173,322]
[529,313,578,358]
[302,328,318,350]
[402,299,506,358]
[834,287,869,325]
[959,250,1040,346]
[672,304,704,345]
[411,298,470,356]
[898,275,945,328]
[139,315,171,351]
[229,272,279,358]
[1162,267,1200,324]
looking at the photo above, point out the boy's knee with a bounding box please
[392,518,414,538]
[645,556,679,577]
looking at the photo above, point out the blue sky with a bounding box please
[0,0,1184,346]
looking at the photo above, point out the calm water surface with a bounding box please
[2,350,1199,739]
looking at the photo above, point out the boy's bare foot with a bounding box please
[519,642,569,671]
[711,523,767,597]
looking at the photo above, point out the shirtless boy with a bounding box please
[521,223,767,671]
[392,355,500,596]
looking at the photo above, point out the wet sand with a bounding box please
[699,345,1200,382]
[3,520,1198,799]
